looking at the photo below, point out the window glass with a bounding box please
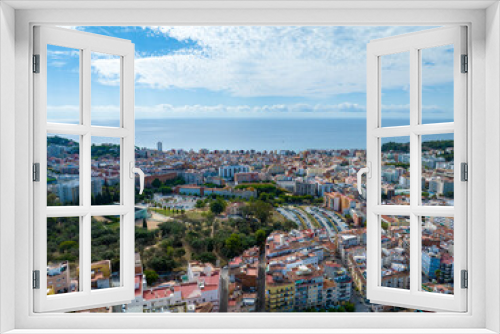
[380,52,410,127]
[47,217,80,295]
[91,52,121,127]
[91,216,121,290]
[47,45,80,124]
[380,215,410,290]
[421,45,454,124]
[91,137,121,205]
[381,137,410,205]
[421,216,454,295]
[421,134,454,206]
[47,134,80,206]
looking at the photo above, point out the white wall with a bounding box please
[485,3,500,333]
[8,5,491,331]
[0,2,16,333]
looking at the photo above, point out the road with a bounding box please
[305,207,336,237]
[276,208,302,228]
[352,289,371,312]
[255,249,266,312]
[317,207,349,232]
[219,266,229,312]
[290,208,313,229]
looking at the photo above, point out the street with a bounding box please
[352,289,371,312]
[219,266,229,312]
[255,249,266,312]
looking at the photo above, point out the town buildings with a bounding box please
[46,138,455,312]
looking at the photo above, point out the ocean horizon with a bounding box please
[133,118,370,152]
[122,118,454,152]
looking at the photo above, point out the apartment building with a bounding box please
[46,261,72,295]
[265,273,295,312]
[234,172,260,184]
[218,165,250,180]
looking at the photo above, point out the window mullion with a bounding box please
[409,47,420,295]
[81,47,92,295]
[82,213,91,294]
[82,47,91,209]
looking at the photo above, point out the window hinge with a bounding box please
[461,54,468,73]
[33,163,40,182]
[33,54,40,73]
[461,270,468,289]
[33,270,40,289]
[461,162,468,181]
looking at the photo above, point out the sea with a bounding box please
[133,118,453,152]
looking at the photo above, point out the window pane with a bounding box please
[47,134,80,206]
[381,137,410,205]
[380,215,410,290]
[91,216,121,290]
[47,217,80,295]
[421,216,454,295]
[421,45,454,124]
[421,134,454,206]
[380,52,410,127]
[91,137,121,205]
[47,45,80,124]
[91,52,121,127]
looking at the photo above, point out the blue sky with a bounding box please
[47,26,454,125]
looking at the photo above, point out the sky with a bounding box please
[46,26,454,125]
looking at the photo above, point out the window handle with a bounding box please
[129,162,145,195]
[357,162,371,195]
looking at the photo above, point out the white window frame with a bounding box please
[365,26,467,312]
[1,1,498,333]
[33,26,136,312]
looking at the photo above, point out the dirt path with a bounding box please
[181,238,193,262]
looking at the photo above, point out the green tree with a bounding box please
[225,233,242,256]
[144,269,159,286]
[258,192,270,201]
[174,248,186,258]
[345,302,355,312]
[210,199,226,215]
[195,200,205,209]
[255,229,266,247]
[148,256,177,273]
[151,178,162,189]
[252,200,272,222]
[59,240,78,253]
[194,252,217,264]
[160,186,172,195]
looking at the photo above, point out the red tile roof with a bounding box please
[142,287,173,301]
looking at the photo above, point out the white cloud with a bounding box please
[47,105,121,124]
[47,101,448,124]
[89,26,452,98]
[133,102,368,119]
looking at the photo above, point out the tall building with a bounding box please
[265,273,295,312]
[58,178,103,204]
[157,141,163,152]
[218,165,250,180]
[57,180,79,204]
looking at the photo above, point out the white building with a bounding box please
[218,165,250,180]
